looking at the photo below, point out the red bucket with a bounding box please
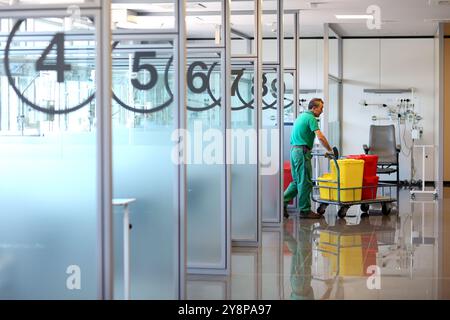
[347,154,379,178]
[362,175,379,200]
[284,161,294,205]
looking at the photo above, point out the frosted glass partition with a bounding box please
[111,1,176,31]
[329,36,339,78]
[262,68,281,223]
[283,72,295,206]
[327,27,341,152]
[283,72,295,123]
[231,61,258,242]
[230,0,255,55]
[0,16,98,299]
[111,41,178,298]
[0,0,101,8]
[328,78,340,151]
[187,52,225,269]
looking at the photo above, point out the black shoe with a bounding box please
[299,211,323,219]
[283,205,289,218]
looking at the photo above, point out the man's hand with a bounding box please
[315,130,332,152]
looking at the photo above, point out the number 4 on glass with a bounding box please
[36,33,71,83]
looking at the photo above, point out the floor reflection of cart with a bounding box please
[312,152,397,218]
[311,219,398,280]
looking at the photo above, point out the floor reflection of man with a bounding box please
[284,221,315,300]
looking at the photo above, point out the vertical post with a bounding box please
[422,202,425,243]
[256,0,262,244]
[323,23,329,136]
[123,205,130,300]
[338,29,343,152]
[293,12,300,210]
[422,146,426,191]
[223,0,232,274]
[177,0,187,300]
[277,0,284,223]
[436,23,444,299]
[437,23,444,199]
[98,0,113,300]
[294,12,299,118]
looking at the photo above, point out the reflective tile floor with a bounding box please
[187,188,450,299]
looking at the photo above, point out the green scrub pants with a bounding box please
[284,147,312,214]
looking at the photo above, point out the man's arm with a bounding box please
[315,130,332,152]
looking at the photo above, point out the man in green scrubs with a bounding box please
[284,98,332,219]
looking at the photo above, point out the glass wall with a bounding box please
[0,13,99,299]
[261,66,281,223]
[261,0,283,225]
[111,37,179,298]
[328,77,340,151]
[231,60,258,242]
[186,51,226,269]
[327,27,342,153]
[230,0,262,245]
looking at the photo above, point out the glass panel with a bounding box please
[111,1,175,31]
[262,67,280,222]
[230,0,255,55]
[261,0,277,63]
[328,77,340,152]
[0,16,98,299]
[111,39,178,299]
[231,60,257,241]
[283,14,295,69]
[185,0,224,48]
[187,51,224,268]
[299,39,324,100]
[329,29,339,78]
[283,71,294,123]
[283,72,295,207]
[0,0,100,6]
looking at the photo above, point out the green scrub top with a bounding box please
[290,111,319,149]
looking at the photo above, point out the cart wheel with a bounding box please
[411,193,416,200]
[360,203,370,212]
[317,204,327,215]
[382,203,391,216]
[337,206,348,219]
[361,212,369,218]
[434,193,438,200]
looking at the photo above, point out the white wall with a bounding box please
[300,39,324,93]
[342,38,436,182]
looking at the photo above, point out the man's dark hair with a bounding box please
[308,98,324,110]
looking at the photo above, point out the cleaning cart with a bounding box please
[312,150,397,218]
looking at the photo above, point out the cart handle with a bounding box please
[312,146,339,160]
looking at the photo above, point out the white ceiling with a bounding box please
[290,0,450,37]
[112,0,450,37]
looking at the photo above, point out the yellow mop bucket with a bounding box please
[330,159,364,202]
[318,173,337,200]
